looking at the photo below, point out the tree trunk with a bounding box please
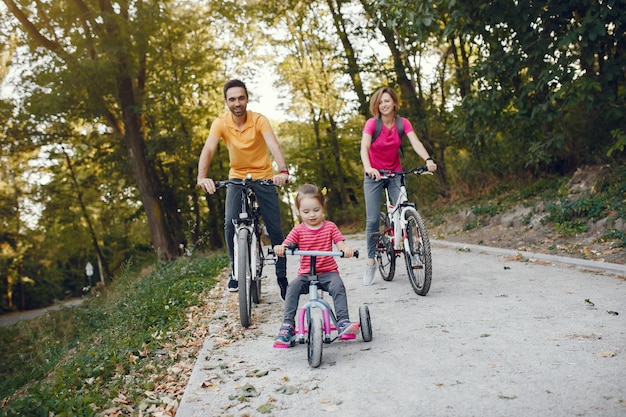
[61,147,112,279]
[3,0,184,261]
[117,76,181,260]
[327,114,347,206]
[325,0,369,118]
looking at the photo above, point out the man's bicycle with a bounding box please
[375,167,433,295]
[215,175,278,328]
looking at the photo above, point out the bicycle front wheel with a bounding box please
[251,232,262,304]
[376,212,396,281]
[404,210,432,296]
[236,229,252,327]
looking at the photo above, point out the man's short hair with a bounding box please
[223,79,248,98]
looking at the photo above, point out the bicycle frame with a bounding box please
[232,183,262,282]
[215,175,277,327]
[375,167,433,296]
[380,171,419,253]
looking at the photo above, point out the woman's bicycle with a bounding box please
[215,174,278,328]
[375,166,433,296]
[282,244,372,368]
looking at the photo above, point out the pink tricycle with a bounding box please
[284,245,373,368]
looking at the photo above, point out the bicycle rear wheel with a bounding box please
[404,209,432,296]
[376,212,396,281]
[236,229,252,327]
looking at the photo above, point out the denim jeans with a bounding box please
[282,272,349,326]
[224,182,287,280]
[364,174,402,259]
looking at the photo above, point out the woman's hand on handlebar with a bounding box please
[197,178,216,194]
[365,167,381,181]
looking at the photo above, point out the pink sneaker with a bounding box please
[273,324,295,348]
[338,319,359,340]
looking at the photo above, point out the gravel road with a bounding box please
[176,235,626,417]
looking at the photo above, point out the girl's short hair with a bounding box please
[369,87,400,118]
[295,184,325,210]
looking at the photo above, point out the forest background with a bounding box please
[1,0,625,314]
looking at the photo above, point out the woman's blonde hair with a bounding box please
[369,87,400,118]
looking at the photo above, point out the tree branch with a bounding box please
[2,0,62,52]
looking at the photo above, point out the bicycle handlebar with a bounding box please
[379,166,433,177]
[215,177,278,190]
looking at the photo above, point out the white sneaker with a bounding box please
[363,263,376,286]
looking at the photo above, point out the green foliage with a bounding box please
[540,164,626,235]
[607,129,626,157]
[3,0,626,316]
[0,253,228,415]
[600,229,626,249]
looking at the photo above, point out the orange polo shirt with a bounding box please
[209,110,274,179]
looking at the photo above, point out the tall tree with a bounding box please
[2,0,225,260]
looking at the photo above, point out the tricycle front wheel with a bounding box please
[307,317,323,368]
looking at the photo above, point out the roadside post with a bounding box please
[86,262,94,288]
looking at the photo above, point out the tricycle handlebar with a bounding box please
[283,244,359,258]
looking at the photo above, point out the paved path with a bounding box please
[0,298,84,327]
[176,235,626,417]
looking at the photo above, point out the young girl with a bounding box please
[360,86,437,285]
[273,184,359,348]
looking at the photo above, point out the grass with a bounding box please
[0,252,228,416]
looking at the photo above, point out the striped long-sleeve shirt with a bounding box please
[283,220,345,276]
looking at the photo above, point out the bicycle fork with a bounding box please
[233,224,255,280]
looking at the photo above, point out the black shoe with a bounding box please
[277,277,288,301]
[227,277,238,292]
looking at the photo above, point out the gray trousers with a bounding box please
[364,175,402,259]
[282,272,349,326]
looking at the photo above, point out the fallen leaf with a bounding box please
[257,403,276,414]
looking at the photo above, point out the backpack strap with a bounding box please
[372,117,383,143]
[372,116,404,143]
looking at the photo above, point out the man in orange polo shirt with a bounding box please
[197,79,289,299]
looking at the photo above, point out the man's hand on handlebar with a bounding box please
[197,178,216,194]
[272,173,289,186]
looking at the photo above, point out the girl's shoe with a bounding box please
[273,324,296,348]
[338,319,359,340]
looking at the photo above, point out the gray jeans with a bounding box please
[364,174,402,259]
[282,272,349,326]
[224,182,286,280]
